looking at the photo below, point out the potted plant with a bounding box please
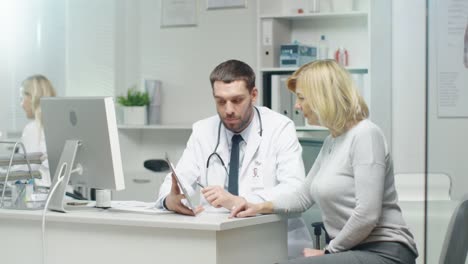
[117,87,150,125]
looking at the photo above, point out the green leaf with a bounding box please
[117,86,150,106]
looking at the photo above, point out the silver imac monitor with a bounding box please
[41,97,125,212]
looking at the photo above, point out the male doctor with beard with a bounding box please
[156,59,313,258]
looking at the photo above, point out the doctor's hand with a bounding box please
[165,173,202,216]
[201,185,244,210]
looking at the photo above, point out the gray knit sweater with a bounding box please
[273,120,418,256]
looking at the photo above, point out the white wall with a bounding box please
[66,0,116,96]
[137,0,257,125]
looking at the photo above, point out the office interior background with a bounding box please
[0,0,466,263]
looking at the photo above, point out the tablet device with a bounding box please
[165,154,196,214]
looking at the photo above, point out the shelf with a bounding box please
[296,126,328,131]
[296,127,329,142]
[118,124,192,130]
[259,11,368,20]
[261,67,368,74]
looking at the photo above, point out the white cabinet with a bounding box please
[257,0,392,147]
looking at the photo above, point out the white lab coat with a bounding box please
[157,107,313,258]
[20,120,51,186]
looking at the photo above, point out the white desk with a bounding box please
[0,208,287,264]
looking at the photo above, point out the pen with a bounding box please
[196,181,205,188]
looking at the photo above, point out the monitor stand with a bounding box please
[48,140,81,213]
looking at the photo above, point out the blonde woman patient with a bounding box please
[19,74,56,187]
[230,60,418,264]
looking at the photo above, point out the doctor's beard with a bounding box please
[221,105,255,134]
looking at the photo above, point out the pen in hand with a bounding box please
[196,181,205,189]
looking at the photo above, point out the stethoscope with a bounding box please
[204,106,263,186]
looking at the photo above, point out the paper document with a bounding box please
[0,170,42,181]
[0,152,43,166]
[109,200,172,215]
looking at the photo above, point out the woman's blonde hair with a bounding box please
[21,75,57,126]
[287,60,368,136]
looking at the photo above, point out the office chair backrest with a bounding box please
[439,195,468,264]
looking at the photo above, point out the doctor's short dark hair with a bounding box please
[209,59,256,92]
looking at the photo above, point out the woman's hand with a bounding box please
[229,198,261,218]
[303,248,325,257]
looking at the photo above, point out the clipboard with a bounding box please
[165,154,196,213]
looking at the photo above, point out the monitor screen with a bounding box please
[41,97,125,211]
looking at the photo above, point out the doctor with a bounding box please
[156,59,313,257]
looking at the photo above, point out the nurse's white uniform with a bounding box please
[20,120,50,186]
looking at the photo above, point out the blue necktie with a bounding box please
[228,134,242,195]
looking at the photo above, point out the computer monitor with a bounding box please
[41,97,125,212]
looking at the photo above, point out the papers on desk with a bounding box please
[108,201,172,215]
[0,152,43,166]
[0,170,42,181]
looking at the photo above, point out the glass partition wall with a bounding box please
[426,0,468,263]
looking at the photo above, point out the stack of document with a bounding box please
[0,170,42,181]
[0,152,43,166]
[0,152,43,181]
[108,201,172,215]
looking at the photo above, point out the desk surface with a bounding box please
[0,207,283,231]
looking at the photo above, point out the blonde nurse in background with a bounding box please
[19,74,56,187]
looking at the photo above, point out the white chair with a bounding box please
[394,173,452,201]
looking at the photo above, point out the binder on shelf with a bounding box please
[291,103,305,126]
[271,74,291,116]
[260,19,290,68]
[270,74,305,127]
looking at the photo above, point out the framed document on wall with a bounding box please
[161,0,197,27]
